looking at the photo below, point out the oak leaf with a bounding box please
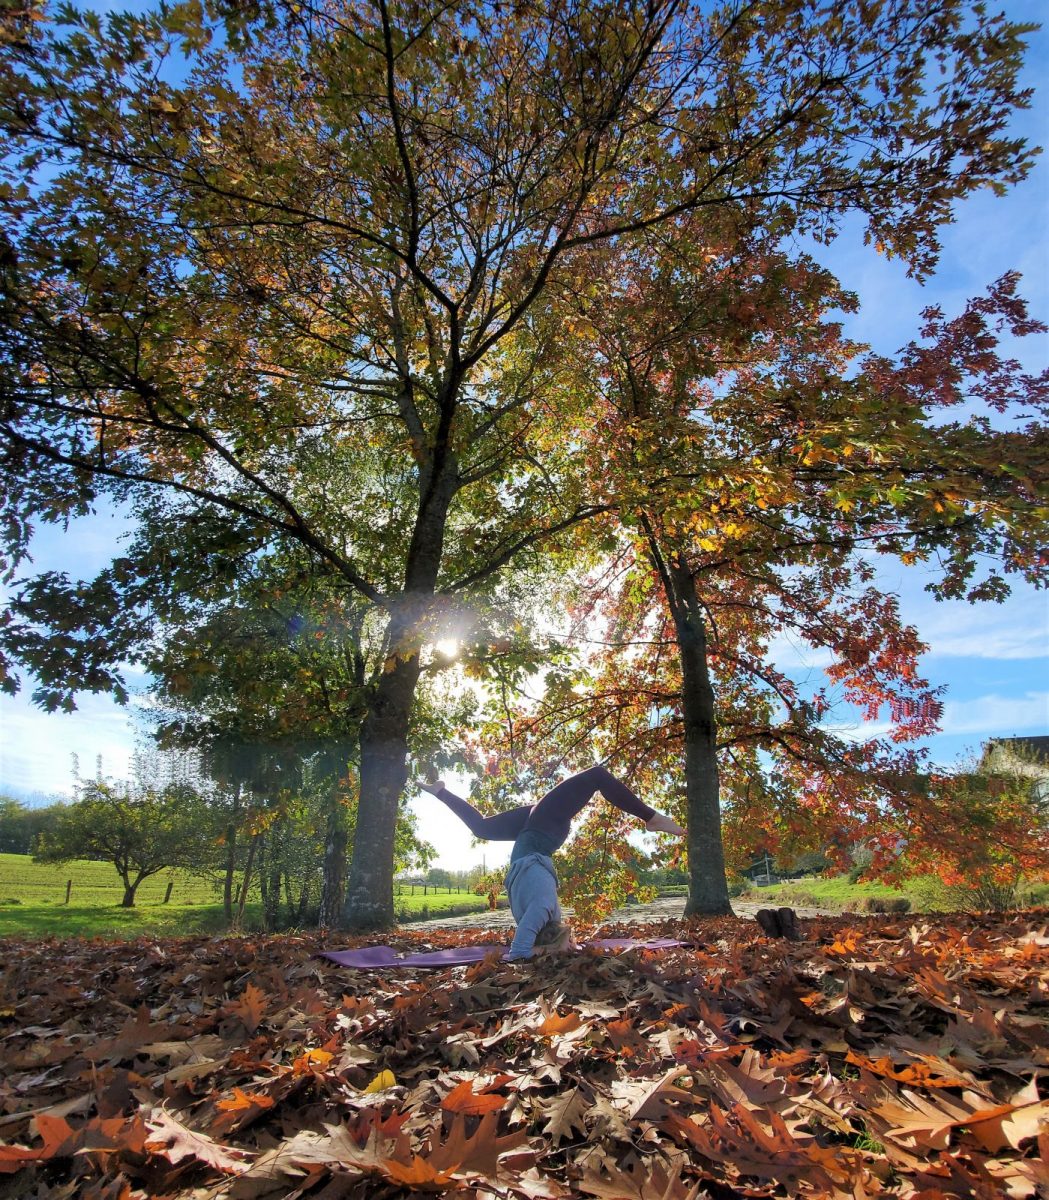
[145,1107,254,1173]
[539,1084,590,1146]
[441,1077,508,1116]
[538,1011,583,1037]
[230,983,268,1035]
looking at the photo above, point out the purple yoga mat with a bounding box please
[320,938,688,969]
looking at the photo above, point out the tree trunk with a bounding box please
[341,426,458,931]
[120,876,139,907]
[319,785,348,928]
[222,784,241,923]
[262,826,282,930]
[342,653,420,929]
[667,560,732,916]
[234,833,260,930]
[296,878,311,925]
[641,528,733,916]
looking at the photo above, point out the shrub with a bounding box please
[864,897,911,913]
[907,872,1029,913]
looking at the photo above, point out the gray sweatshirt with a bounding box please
[504,852,561,959]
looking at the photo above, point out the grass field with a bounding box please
[0,853,499,937]
[748,876,908,909]
[746,874,1049,911]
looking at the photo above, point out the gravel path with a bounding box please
[400,893,835,932]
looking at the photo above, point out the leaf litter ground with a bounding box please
[0,910,1046,1199]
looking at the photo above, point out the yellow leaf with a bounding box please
[364,1069,397,1093]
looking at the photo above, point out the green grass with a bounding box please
[393,888,504,921]
[749,876,909,910]
[746,874,1049,913]
[0,854,502,938]
[0,900,244,938]
[0,851,220,907]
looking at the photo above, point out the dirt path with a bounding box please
[401,893,836,932]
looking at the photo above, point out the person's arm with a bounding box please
[507,899,558,960]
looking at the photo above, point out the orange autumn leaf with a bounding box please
[216,1087,276,1113]
[230,982,268,1035]
[441,1078,508,1116]
[293,1048,334,1074]
[538,1012,583,1037]
[380,1154,460,1187]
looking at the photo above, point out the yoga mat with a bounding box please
[320,937,689,969]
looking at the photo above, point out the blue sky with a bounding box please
[1,1,1046,870]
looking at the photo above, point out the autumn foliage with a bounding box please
[1,911,1046,1198]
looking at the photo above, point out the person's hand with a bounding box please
[535,922,575,954]
[645,812,685,836]
[417,779,445,796]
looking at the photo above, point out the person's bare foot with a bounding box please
[645,812,685,836]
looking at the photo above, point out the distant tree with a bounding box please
[425,866,452,889]
[899,758,1048,907]
[34,779,211,906]
[0,795,60,854]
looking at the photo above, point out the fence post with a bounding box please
[163,880,174,905]
[65,879,72,905]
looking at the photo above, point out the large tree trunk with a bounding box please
[653,542,732,916]
[342,652,421,929]
[341,456,457,930]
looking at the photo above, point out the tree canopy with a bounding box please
[1,0,1045,925]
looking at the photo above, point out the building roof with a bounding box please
[986,735,1049,763]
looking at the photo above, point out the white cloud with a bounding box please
[0,692,139,799]
[899,586,1049,661]
[827,690,1049,745]
[939,691,1049,737]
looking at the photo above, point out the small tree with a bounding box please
[34,779,209,907]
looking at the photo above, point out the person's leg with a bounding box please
[421,783,531,841]
[525,765,657,846]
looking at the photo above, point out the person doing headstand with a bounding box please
[418,765,685,960]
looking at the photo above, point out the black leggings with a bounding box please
[432,765,655,854]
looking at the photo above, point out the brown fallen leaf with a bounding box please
[426,1109,531,1178]
[539,1084,590,1147]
